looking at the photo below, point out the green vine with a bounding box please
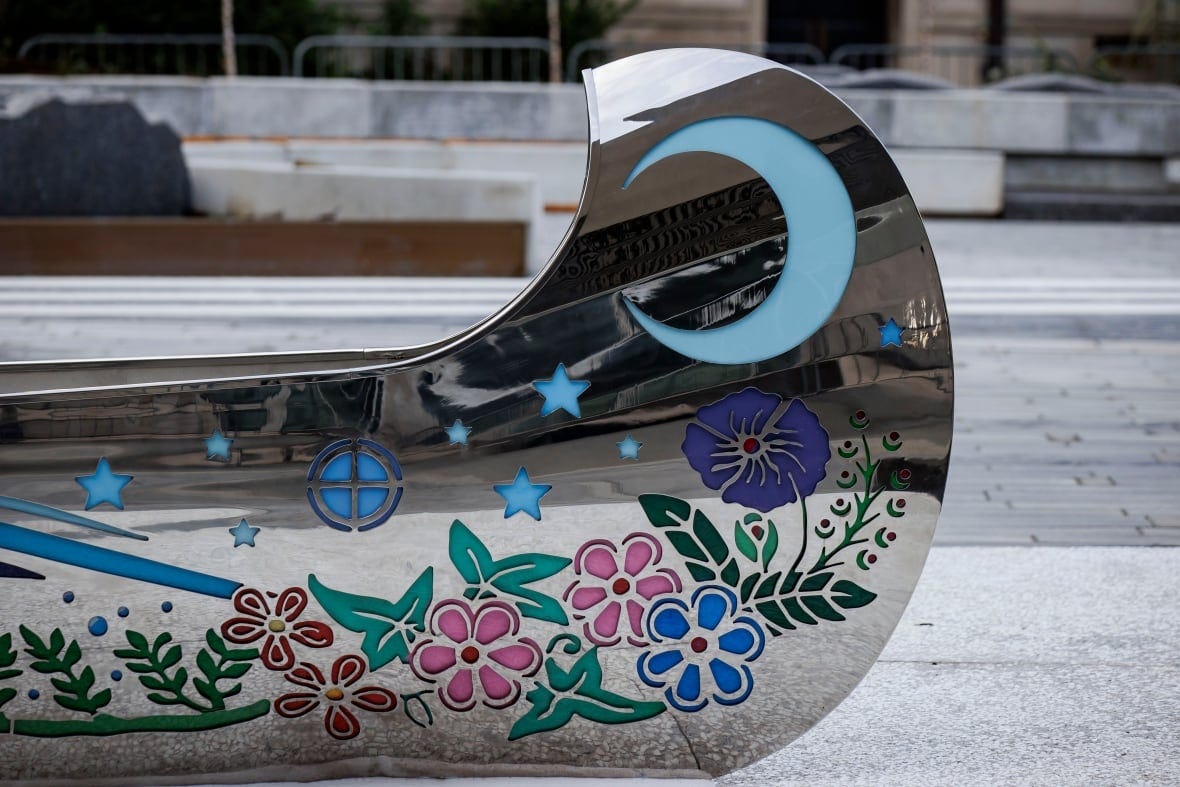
[639,414,909,637]
[114,629,257,713]
[0,632,22,711]
[20,625,111,715]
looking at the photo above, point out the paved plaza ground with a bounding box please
[4,219,1179,784]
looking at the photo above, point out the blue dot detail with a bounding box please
[161,601,173,613]
[28,689,39,699]
[88,616,108,636]
[111,669,123,682]
[62,591,75,603]
[117,606,130,618]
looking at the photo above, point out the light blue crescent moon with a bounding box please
[622,116,856,364]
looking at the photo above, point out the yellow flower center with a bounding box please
[267,619,286,632]
[325,687,345,701]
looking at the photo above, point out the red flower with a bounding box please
[274,654,397,740]
[221,587,333,671]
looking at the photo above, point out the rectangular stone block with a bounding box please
[205,78,371,137]
[370,82,587,141]
[1067,96,1180,156]
[891,91,1069,153]
[891,148,1004,215]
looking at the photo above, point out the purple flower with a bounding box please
[682,387,830,512]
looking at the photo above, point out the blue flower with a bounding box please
[637,585,765,712]
[682,387,830,513]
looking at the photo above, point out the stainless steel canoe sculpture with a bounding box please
[0,49,952,781]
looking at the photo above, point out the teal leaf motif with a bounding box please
[448,520,571,625]
[509,636,664,740]
[639,495,731,583]
[308,568,433,671]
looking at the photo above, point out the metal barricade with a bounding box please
[565,40,824,82]
[829,43,1078,86]
[292,35,552,81]
[1089,45,1180,84]
[17,33,289,76]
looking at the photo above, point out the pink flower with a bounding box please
[274,654,397,740]
[220,587,334,671]
[563,532,682,646]
[409,599,541,711]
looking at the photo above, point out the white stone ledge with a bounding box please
[890,149,1005,216]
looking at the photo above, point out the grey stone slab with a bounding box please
[891,91,1069,153]
[1005,155,1169,193]
[205,77,371,137]
[723,546,1180,786]
[370,82,587,141]
[1067,95,1180,156]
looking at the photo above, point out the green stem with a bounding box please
[5,699,270,737]
[810,434,880,574]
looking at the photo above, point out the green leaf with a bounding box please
[124,630,150,654]
[739,573,760,604]
[664,530,708,562]
[0,668,20,681]
[19,625,50,657]
[75,666,96,694]
[447,521,571,626]
[801,595,845,622]
[755,600,794,631]
[138,675,169,692]
[754,571,782,600]
[219,662,251,679]
[734,522,758,562]
[508,640,664,740]
[0,633,16,668]
[831,579,877,609]
[63,641,82,668]
[49,628,65,654]
[0,686,16,708]
[195,650,218,681]
[719,558,741,588]
[637,494,692,528]
[685,562,716,582]
[762,521,779,569]
[783,597,817,626]
[800,572,833,593]
[309,567,434,670]
[692,510,729,564]
[160,645,182,670]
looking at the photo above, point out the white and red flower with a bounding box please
[563,532,682,646]
[220,587,333,671]
[274,654,397,740]
[409,599,541,711]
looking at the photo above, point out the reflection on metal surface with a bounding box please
[0,48,952,782]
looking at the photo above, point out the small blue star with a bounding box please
[532,363,590,418]
[75,458,133,511]
[445,419,472,445]
[879,318,905,348]
[204,429,234,461]
[617,435,642,460]
[493,467,552,521]
[228,518,260,548]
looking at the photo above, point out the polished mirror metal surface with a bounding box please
[0,49,952,782]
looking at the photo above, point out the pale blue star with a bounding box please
[493,467,552,521]
[204,429,234,461]
[879,318,905,348]
[445,419,472,445]
[617,435,643,460]
[228,518,260,548]
[75,458,133,511]
[532,363,590,418]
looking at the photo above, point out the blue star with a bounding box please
[228,518,260,548]
[204,429,234,461]
[445,419,472,445]
[879,318,905,348]
[75,458,133,511]
[532,363,590,418]
[617,435,643,460]
[493,467,552,521]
